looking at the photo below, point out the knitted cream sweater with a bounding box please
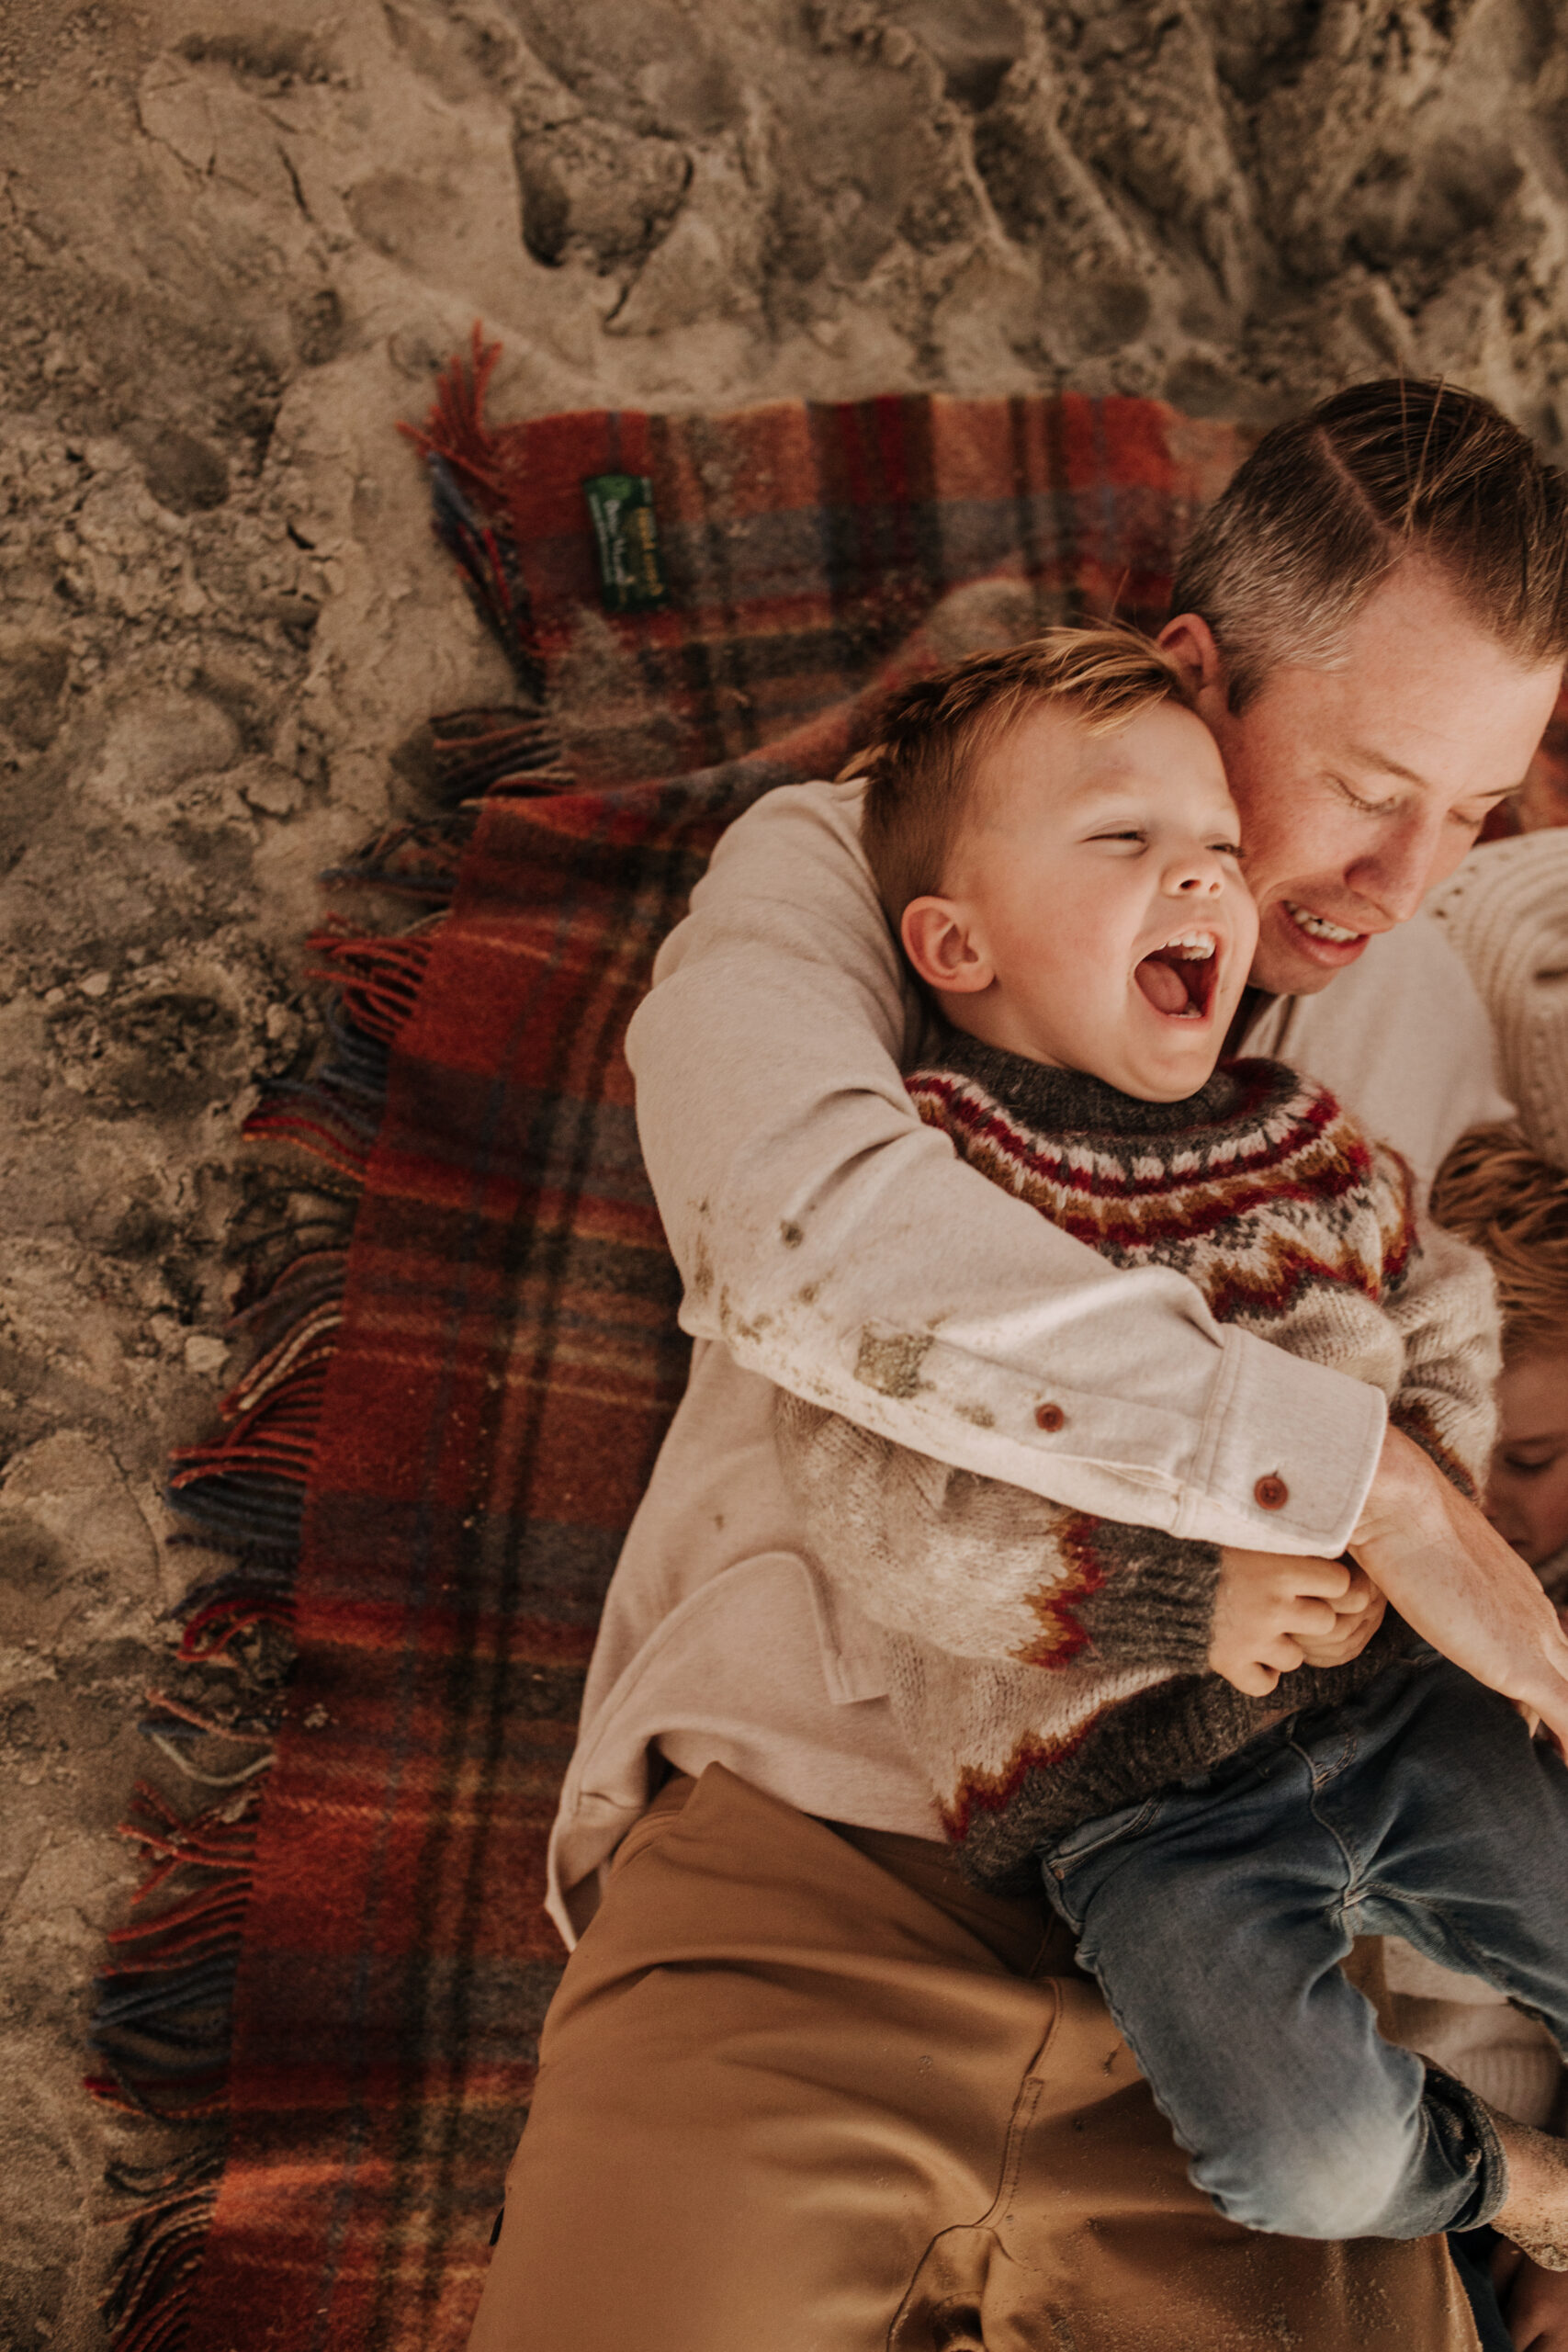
[777,1035,1500,1889]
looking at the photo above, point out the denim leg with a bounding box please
[1449,2232,1515,2352]
[1299,1657,1568,2061]
[1042,1713,1503,2242]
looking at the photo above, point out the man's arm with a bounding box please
[1351,1427,1568,1756]
[777,1390,1217,1669]
[629,776,1387,1556]
[1348,1148,1568,1749]
[777,1392,1364,1692]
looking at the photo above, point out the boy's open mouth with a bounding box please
[1134,932,1219,1021]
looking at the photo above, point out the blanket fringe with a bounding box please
[399,327,547,696]
[305,922,443,1047]
[429,705,575,800]
[240,945,409,1194]
[92,766,499,2341]
[321,807,479,897]
[93,331,581,2333]
[87,1783,263,2121]
[98,2150,225,2352]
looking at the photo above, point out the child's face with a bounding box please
[1486,1351,1568,1573]
[905,697,1258,1101]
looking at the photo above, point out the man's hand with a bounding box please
[1208,1548,1376,1697]
[1492,2238,1568,2349]
[1351,1426,1568,1758]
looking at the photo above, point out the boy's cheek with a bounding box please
[1487,1464,1568,1572]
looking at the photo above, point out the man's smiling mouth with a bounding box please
[1285,901,1364,944]
[1134,930,1218,1019]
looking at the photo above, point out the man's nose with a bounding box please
[1345,808,1451,922]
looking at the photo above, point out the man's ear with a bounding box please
[1158,612,1227,712]
[901,897,994,994]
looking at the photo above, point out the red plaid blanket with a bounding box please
[94,336,1244,2350]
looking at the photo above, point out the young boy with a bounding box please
[776,624,1568,2267]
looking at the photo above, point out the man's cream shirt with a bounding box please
[547,778,1509,1940]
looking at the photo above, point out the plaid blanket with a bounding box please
[94,334,1245,2350]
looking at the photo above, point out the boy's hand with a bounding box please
[1352,1427,1568,1759]
[1208,1548,1371,1697]
[1492,2239,1568,2349]
[1292,1564,1386,1668]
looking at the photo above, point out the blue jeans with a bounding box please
[1040,1656,1568,2241]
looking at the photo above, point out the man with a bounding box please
[469,382,1568,2350]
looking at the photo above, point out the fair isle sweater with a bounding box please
[776,1035,1500,1891]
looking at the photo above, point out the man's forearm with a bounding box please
[633,778,1388,1555]
[1352,1428,1568,1751]
[777,1392,1225,1673]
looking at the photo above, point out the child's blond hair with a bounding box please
[1432,1124,1568,1360]
[852,623,1194,925]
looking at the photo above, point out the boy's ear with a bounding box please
[1158,613,1229,717]
[901,897,994,995]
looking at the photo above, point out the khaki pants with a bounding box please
[468,1764,1479,2350]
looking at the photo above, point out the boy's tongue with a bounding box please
[1135,952,1194,1015]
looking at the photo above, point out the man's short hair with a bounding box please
[858,623,1192,926]
[1432,1123,1568,1359]
[1171,378,1568,711]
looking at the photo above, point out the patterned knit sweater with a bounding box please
[776,1034,1500,1891]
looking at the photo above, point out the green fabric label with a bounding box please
[582,472,669,613]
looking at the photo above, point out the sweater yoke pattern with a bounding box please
[907,1055,1414,1329]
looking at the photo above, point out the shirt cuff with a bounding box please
[1179,1326,1387,1555]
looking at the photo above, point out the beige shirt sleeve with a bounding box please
[626,775,1387,1558]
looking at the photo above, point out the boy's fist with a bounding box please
[1208,1547,1381,1697]
[1292,1565,1386,1668]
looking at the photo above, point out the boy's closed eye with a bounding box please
[1505,1444,1567,1479]
[1084,830,1242,854]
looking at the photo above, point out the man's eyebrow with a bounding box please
[1343,745,1437,789]
[1343,745,1520,803]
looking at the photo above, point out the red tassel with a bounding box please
[177,1598,293,1662]
[115,1783,262,1905]
[167,1283,339,1517]
[398,319,510,496]
[239,1100,374,1192]
[304,922,442,1047]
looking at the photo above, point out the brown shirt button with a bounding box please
[1034,1402,1066,1432]
[1254,1473,1289,1510]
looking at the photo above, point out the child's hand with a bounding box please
[1291,1565,1385,1668]
[1208,1548,1370,1697]
[1493,2238,1568,2348]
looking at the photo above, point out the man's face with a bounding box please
[1164,562,1564,997]
[915,698,1258,1102]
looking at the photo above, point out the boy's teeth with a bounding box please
[1288,903,1361,943]
[1166,933,1214,957]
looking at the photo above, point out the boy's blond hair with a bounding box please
[1432,1124,1568,1360]
[855,623,1194,926]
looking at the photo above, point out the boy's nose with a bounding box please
[1164,850,1226,895]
